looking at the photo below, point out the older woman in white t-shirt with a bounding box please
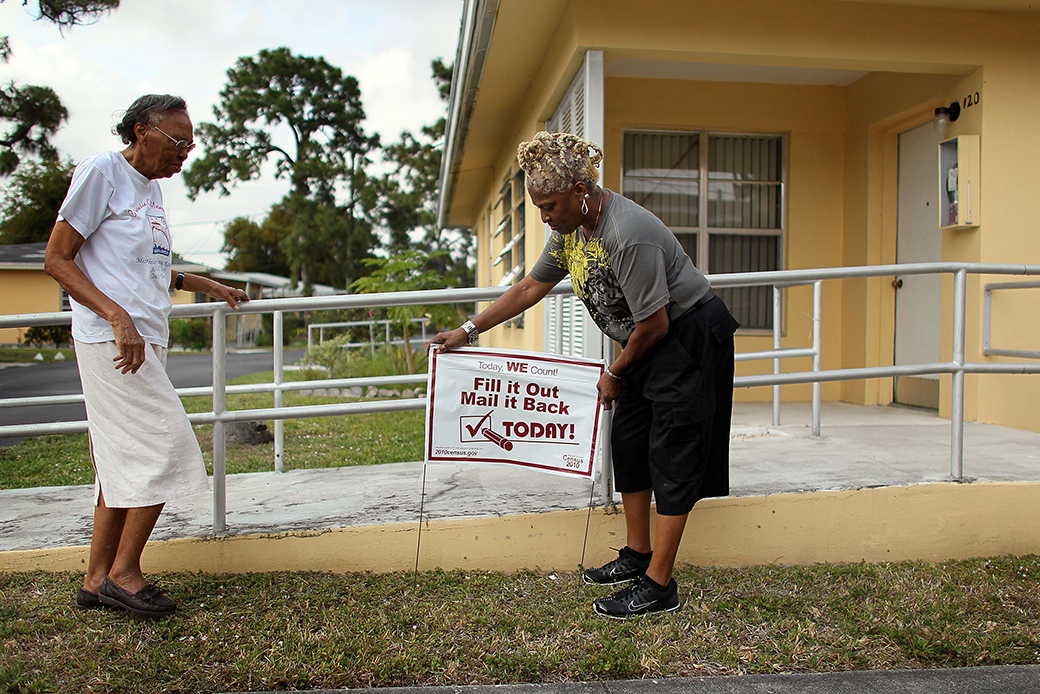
[44,94,249,617]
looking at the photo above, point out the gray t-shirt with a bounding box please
[529,189,711,343]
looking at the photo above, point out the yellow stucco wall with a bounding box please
[604,77,849,403]
[0,270,64,344]
[4,482,1037,575]
[459,0,1040,430]
[0,269,251,346]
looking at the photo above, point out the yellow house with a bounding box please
[0,242,248,345]
[436,0,1040,434]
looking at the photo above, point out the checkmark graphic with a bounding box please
[462,411,493,439]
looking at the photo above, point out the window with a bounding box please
[623,131,784,330]
[493,168,526,326]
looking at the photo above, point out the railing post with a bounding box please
[950,268,967,480]
[812,281,822,437]
[274,310,285,474]
[597,407,614,507]
[773,285,782,426]
[212,308,228,534]
[983,284,992,353]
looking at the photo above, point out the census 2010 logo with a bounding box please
[562,454,584,470]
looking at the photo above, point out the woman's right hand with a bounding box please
[110,311,147,374]
[427,328,469,354]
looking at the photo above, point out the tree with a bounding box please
[0,156,74,243]
[4,0,119,30]
[351,250,465,374]
[0,0,119,175]
[221,207,292,277]
[375,59,474,288]
[184,47,379,290]
[279,193,375,290]
[0,77,67,177]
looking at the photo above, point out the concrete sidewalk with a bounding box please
[222,665,1040,694]
[2,401,1040,552]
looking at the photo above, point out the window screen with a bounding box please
[623,131,783,330]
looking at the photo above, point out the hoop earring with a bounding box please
[581,195,589,216]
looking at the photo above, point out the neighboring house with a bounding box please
[207,268,344,348]
[436,0,1040,433]
[210,269,343,300]
[0,244,56,344]
[0,242,303,346]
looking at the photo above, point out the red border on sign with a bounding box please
[425,348,604,478]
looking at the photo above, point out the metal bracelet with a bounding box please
[460,320,479,344]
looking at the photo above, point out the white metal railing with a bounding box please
[983,279,1040,360]
[306,317,431,353]
[4,263,1040,534]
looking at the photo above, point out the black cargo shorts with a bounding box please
[610,294,739,515]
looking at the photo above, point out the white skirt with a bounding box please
[76,340,210,508]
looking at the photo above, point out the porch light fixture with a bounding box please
[934,101,961,138]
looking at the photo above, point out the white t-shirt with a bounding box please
[58,151,174,346]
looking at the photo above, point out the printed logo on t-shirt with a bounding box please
[546,234,635,343]
[149,213,171,257]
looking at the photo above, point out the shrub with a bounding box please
[23,325,72,347]
[169,317,212,350]
[300,337,430,380]
[301,334,354,378]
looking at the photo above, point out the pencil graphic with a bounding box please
[483,428,513,451]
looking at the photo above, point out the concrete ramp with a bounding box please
[2,402,1039,573]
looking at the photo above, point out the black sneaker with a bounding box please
[593,575,681,619]
[583,547,652,585]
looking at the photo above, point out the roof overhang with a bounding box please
[435,0,500,232]
[435,0,1036,231]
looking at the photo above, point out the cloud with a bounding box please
[1,0,462,268]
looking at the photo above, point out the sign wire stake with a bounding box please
[576,476,596,598]
[413,462,429,586]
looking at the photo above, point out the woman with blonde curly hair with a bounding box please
[431,131,739,619]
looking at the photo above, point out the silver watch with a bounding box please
[460,320,479,344]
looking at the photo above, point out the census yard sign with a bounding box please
[425,347,604,477]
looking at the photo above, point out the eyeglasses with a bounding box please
[151,126,196,153]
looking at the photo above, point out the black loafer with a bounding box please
[99,576,177,617]
[76,587,105,610]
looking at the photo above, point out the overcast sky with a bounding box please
[0,0,463,268]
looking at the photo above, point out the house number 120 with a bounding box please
[963,92,980,109]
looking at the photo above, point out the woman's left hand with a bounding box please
[180,274,250,309]
[206,282,250,310]
[597,371,623,410]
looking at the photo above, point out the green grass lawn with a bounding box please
[3,355,1039,693]
[0,347,76,363]
[1,557,1038,693]
[0,369,425,490]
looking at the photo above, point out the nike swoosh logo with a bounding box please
[628,600,654,611]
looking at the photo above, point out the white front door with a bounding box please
[894,121,942,409]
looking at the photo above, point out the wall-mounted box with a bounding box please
[939,135,980,230]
